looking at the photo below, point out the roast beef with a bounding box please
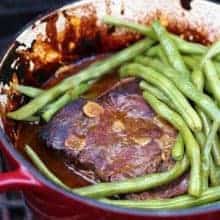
[40,79,188,198]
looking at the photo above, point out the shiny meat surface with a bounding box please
[40,80,188,198]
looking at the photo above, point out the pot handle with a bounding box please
[0,166,41,192]
[0,133,41,192]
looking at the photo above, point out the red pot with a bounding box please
[1,0,220,219]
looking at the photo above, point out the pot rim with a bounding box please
[1,0,220,217]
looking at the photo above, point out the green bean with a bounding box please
[120,64,202,132]
[42,82,91,122]
[25,144,189,199]
[190,59,220,190]
[102,15,207,54]
[170,34,207,54]
[210,156,220,186]
[201,121,220,190]
[25,145,69,190]
[194,131,206,148]
[214,62,220,79]
[100,186,220,209]
[189,56,216,190]
[211,137,220,167]
[145,45,169,65]
[183,56,198,70]
[183,55,220,79]
[183,55,220,93]
[201,40,220,67]
[172,134,184,161]
[145,45,160,57]
[204,60,220,103]
[189,58,215,173]
[142,92,201,196]
[74,156,189,198]
[198,110,220,166]
[140,81,200,151]
[7,38,155,121]
[139,81,173,108]
[127,64,201,131]
[152,21,189,76]
[157,47,170,65]
[191,69,204,92]
[102,15,156,39]
[135,56,220,122]
[200,110,211,135]
[14,84,43,98]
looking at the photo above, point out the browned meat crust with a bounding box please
[40,80,188,198]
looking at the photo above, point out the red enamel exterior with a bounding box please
[1,0,220,219]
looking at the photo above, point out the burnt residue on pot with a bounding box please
[180,0,192,10]
[0,2,213,87]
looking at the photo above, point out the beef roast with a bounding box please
[40,79,188,198]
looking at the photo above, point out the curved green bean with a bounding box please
[191,69,204,92]
[139,81,173,107]
[192,61,219,190]
[194,131,206,148]
[135,56,220,122]
[157,47,169,65]
[25,143,189,199]
[145,45,160,57]
[152,21,189,76]
[204,60,220,103]
[14,84,43,98]
[7,38,155,120]
[183,55,220,79]
[145,45,169,65]
[210,156,220,186]
[201,121,220,190]
[142,92,201,196]
[100,186,220,209]
[188,57,217,190]
[201,40,220,67]
[74,156,189,198]
[102,15,207,54]
[42,82,91,122]
[172,134,184,161]
[120,64,202,132]
[183,55,198,70]
[25,145,69,190]
[198,110,220,166]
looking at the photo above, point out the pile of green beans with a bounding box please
[10,15,220,210]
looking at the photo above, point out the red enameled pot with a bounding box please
[1,0,220,219]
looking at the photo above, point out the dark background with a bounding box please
[0,0,73,57]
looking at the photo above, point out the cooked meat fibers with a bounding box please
[40,80,188,198]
